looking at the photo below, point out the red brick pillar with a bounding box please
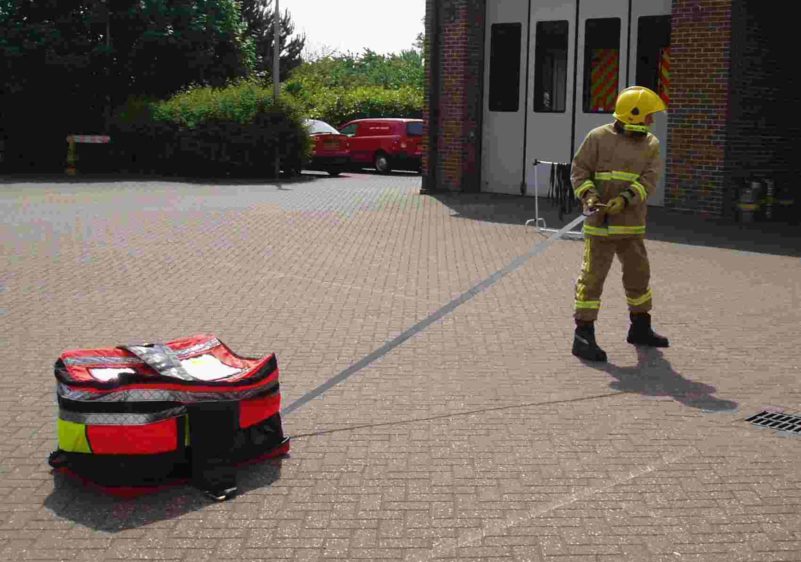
[665,0,734,217]
[421,0,438,192]
[422,0,484,193]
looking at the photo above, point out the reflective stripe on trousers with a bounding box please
[574,237,653,322]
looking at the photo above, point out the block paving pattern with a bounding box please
[1,173,800,561]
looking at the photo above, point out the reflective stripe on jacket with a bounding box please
[570,123,661,238]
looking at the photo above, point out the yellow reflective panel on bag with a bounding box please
[57,419,91,453]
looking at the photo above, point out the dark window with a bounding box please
[489,23,522,112]
[339,123,358,136]
[533,21,569,113]
[406,122,423,136]
[636,16,671,106]
[582,18,621,113]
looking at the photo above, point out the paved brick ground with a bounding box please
[1,172,800,561]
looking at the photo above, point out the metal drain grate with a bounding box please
[745,411,801,434]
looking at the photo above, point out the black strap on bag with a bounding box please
[187,401,239,501]
[119,341,239,500]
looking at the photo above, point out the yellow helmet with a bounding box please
[613,86,667,131]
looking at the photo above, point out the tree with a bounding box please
[111,0,255,97]
[238,0,304,82]
[414,16,424,54]
[0,0,257,170]
[286,49,424,92]
[0,0,256,99]
[300,43,341,63]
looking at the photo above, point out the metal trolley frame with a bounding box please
[524,159,585,240]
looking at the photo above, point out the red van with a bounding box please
[337,118,423,174]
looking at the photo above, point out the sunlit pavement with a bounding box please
[1,172,800,561]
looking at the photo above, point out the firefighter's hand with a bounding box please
[606,196,627,215]
[584,194,600,213]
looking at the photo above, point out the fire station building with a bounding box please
[421,0,798,220]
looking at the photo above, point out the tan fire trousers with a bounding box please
[574,236,653,322]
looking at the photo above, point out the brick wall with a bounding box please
[426,0,798,220]
[724,0,800,218]
[664,0,734,217]
[422,0,484,193]
[421,0,435,190]
[665,0,798,219]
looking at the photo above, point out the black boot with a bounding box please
[572,321,608,362]
[626,313,669,347]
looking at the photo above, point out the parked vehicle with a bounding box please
[303,119,351,176]
[337,118,423,174]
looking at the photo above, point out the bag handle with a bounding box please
[118,343,194,381]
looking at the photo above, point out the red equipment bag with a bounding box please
[48,334,289,500]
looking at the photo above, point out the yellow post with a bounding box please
[65,136,77,175]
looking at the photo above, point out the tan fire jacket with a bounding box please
[570,123,661,238]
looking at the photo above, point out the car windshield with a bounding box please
[304,119,340,135]
[406,122,423,136]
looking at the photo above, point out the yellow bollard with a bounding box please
[65,136,77,175]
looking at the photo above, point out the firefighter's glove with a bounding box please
[606,196,627,215]
[584,194,601,214]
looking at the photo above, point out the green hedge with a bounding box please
[110,80,311,177]
[285,84,423,128]
[281,50,424,129]
[107,71,424,177]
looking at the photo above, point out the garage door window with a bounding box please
[489,23,522,112]
[582,18,621,113]
[533,21,569,113]
[636,16,671,106]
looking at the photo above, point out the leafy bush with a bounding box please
[284,49,424,127]
[153,80,271,127]
[299,86,423,128]
[111,80,311,177]
[287,49,424,91]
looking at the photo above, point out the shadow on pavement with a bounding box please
[43,458,284,532]
[582,347,739,412]
[430,191,801,258]
[347,168,421,177]
[0,168,420,185]
[0,172,319,186]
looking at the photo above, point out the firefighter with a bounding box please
[571,85,670,362]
